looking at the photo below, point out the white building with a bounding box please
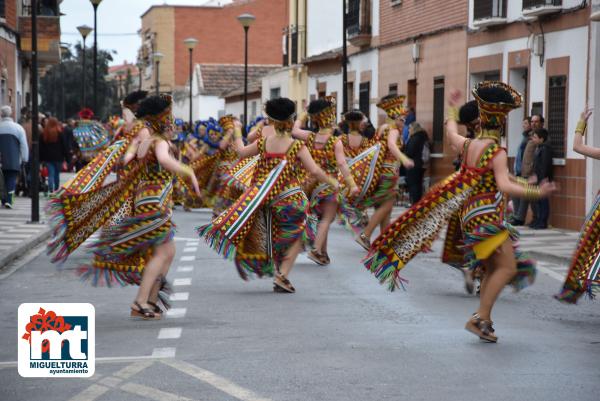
[467,0,596,230]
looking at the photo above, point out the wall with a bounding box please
[141,7,175,92]
[589,20,600,210]
[307,68,343,117]
[379,0,467,45]
[173,94,225,121]
[262,68,290,101]
[348,49,379,119]
[224,95,262,122]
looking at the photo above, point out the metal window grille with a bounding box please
[474,0,507,20]
[432,77,445,153]
[270,87,281,100]
[523,0,562,9]
[347,0,360,36]
[547,75,567,158]
[388,84,398,96]
[359,82,370,119]
[283,32,289,67]
[347,82,354,111]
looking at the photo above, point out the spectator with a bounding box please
[402,108,416,145]
[0,105,29,208]
[62,119,77,171]
[40,117,67,193]
[510,117,532,225]
[529,128,553,229]
[404,122,430,204]
[512,113,543,225]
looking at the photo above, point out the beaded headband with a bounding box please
[377,95,407,119]
[309,96,337,128]
[472,81,522,140]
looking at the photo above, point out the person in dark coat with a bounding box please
[529,128,553,229]
[404,121,430,204]
[0,106,29,208]
[40,117,67,193]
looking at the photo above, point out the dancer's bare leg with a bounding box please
[364,199,394,239]
[279,239,303,277]
[313,201,337,253]
[148,240,176,304]
[132,240,176,311]
[476,239,517,321]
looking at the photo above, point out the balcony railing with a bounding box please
[21,0,60,17]
[522,0,562,11]
[346,0,372,48]
[474,0,507,20]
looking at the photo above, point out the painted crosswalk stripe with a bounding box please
[177,265,194,273]
[170,292,189,301]
[151,347,176,358]
[158,327,182,339]
[183,247,197,253]
[173,278,192,286]
[180,255,195,262]
[166,308,187,319]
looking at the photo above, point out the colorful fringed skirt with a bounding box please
[362,161,399,209]
[555,191,600,303]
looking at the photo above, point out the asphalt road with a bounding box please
[0,208,598,401]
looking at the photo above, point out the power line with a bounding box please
[62,32,138,37]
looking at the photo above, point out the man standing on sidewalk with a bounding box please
[0,106,29,209]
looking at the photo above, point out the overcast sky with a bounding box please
[60,0,233,66]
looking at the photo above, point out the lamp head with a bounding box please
[90,0,103,7]
[153,52,164,63]
[77,25,93,39]
[184,38,199,50]
[237,13,256,28]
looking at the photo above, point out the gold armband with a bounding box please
[523,184,542,200]
[233,127,243,139]
[514,176,528,186]
[575,119,587,136]
[344,175,358,190]
[447,106,459,122]
[397,151,410,165]
[325,176,338,188]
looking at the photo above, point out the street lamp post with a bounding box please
[153,52,164,96]
[90,0,103,114]
[237,13,255,131]
[342,0,348,114]
[184,37,198,132]
[77,25,92,108]
[60,43,70,121]
[30,0,40,222]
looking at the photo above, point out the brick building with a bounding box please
[137,0,287,119]
[0,0,61,119]
[378,0,469,182]
[468,0,597,230]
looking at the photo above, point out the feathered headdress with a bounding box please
[78,108,94,120]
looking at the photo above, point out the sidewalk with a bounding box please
[0,195,50,268]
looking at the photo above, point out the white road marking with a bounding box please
[173,278,192,286]
[112,360,154,379]
[170,292,189,301]
[68,384,110,401]
[186,241,200,246]
[151,347,177,358]
[177,265,194,273]
[183,247,198,253]
[158,327,183,339]
[166,308,187,319]
[174,237,200,242]
[162,359,273,401]
[180,255,195,262]
[537,264,566,281]
[120,382,195,401]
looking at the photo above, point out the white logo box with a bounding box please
[18,303,95,378]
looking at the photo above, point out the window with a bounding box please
[388,84,398,96]
[0,0,5,19]
[359,82,370,119]
[270,87,281,99]
[474,0,507,20]
[282,31,289,67]
[547,75,567,158]
[346,82,354,111]
[291,28,298,65]
[432,77,445,153]
[347,0,360,35]
[251,101,257,119]
[483,71,501,81]
[523,0,562,10]
[390,0,402,6]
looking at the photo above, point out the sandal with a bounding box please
[307,249,328,266]
[147,301,164,316]
[273,273,295,293]
[465,313,497,343]
[355,232,371,251]
[323,251,331,265]
[130,301,160,320]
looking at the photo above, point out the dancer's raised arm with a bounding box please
[445,89,468,154]
[572,108,600,159]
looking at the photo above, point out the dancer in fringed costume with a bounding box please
[198,98,338,293]
[291,98,359,266]
[49,95,201,320]
[555,107,600,303]
[336,110,383,236]
[355,95,415,250]
[363,82,556,342]
[47,90,149,263]
[72,108,111,165]
[211,115,243,216]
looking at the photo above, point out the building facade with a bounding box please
[468,0,595,230]
[137,0,287,119]
[0,0,61,119]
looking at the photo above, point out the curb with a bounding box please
[0,226,51,271]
